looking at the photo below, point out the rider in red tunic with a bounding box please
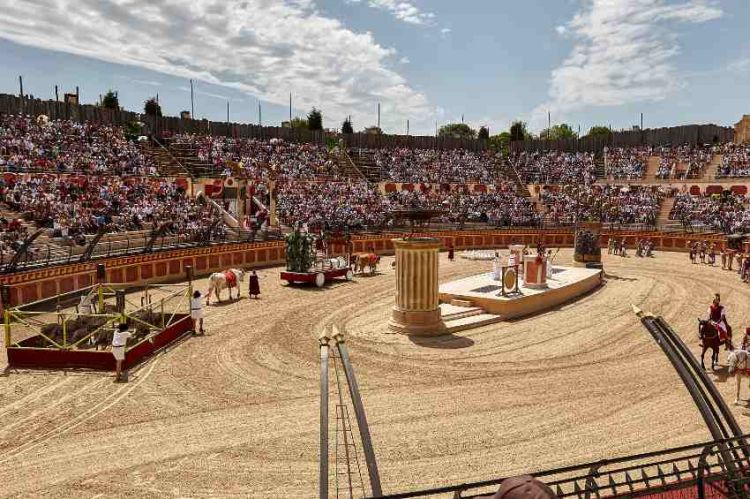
[708,293,731,344]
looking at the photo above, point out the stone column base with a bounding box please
[389,307,446,336]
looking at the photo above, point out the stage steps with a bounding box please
[439,303,503,332]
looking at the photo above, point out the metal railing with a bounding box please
[372,434,750,498]
[0,226,284,274]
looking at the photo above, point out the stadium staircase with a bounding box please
[656,197,682,232]
[494,158,530,198]
[337,149,366,181]
[705,154,723,180]
[347,149,382,183]
[644,156,661,181]
[594,155,606,179]
[145,141,191,177]
[165,141,219,178]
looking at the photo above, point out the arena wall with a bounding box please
[0,230,726,308]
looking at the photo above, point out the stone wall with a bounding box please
[735,115,750,144]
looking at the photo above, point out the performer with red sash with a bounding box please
[708,293,732,347]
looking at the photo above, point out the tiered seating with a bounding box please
[384,183,538,226]
[669,192,750,233]
[0,114,157,175]
[655,145,714,180]
[539,185,666,226]
[0,174,220,242]
[373,148,498,184]
[604,146,651,180]
[169,135,342,180]
[717,144,750,177]
[510,151,596,185]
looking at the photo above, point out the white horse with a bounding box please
[206,268,245,305]
[727,349,750,405]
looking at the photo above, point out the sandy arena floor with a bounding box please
[1,249,749,498]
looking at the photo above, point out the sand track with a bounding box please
[1,249,749,497]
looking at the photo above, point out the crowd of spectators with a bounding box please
[0,114,157,176]
[509,151,596,185]
[539,185,665,226]
[655,145,714,180]
[383,183,538,226]
[275,181,385,230]
[604,146,650,180]
[171,135,341,180]
[275,181,539,230]
[0,174,219,241]
[717,144,750,177]
[670,192,750,233]
[373,148,498,184]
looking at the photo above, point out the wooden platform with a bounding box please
[438,265,602,320]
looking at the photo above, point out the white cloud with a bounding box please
[728,58,750,73]
[0,0,431,132]
[131,79,162,87]
[347,0,435,25]
[399,56,410,64]
[532,0,722,129]
[440,27,451,37]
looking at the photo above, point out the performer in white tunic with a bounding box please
[112,323,132,382]
[546,250,554,279]
[492,252,502,280]
[191,290,205,334]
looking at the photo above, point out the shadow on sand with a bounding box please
[409,334,474,349]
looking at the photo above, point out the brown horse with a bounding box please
[699,319,722,370]
[353,253,380,275]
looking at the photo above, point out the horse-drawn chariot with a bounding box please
[280,228,354,287]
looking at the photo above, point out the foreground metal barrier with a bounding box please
[370,435,750,498]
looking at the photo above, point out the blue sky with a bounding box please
[0,0,747,136]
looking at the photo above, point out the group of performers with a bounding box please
[634,239,655,258]
[687,240,719,265]
[687,240,750,282]
[606,237,655,258]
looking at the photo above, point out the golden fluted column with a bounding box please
[389,238,445,336]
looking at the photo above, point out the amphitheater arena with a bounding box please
[1,229,749,497]
[0,97,749,496]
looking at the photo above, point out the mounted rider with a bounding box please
[708,293,732,347]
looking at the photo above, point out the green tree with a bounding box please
[550,123,577,139]
[509,121,529,142]
[478,126,490,140]
[488,132,511,152]
[144,97,162,117]
[341,117,353,134]
[540,123,577,140]
[102,90,119,110]
[438,123,476,140]
[307,107,323,131]
[586,125,612,139]
[289,117,308,129]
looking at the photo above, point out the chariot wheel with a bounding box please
[345,269,354,281]
[315,272,326,288]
